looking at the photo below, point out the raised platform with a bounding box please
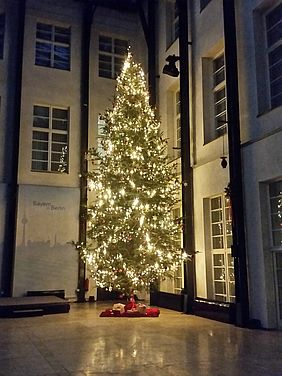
[0,296,70,318]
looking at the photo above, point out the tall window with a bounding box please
[31,105,69,172]
[0,13,5,59]
[173,1,179,41]
[210,195,234,302]
[98,36,128,79]
[173,207,183,294]
[175,91,181,157]
[269,180,282,323]
[213,54,227,138]
[266,3,282,109]
[97,115,105,157]
[270,181,282,247]
[35,23,70,70]
[166,1,179,47]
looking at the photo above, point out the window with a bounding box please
[31,105,69,172]
[174,91,181,157]
[269,180,282,324]
[210,195,234,302]
[202,51,227,143]
[166,1,179,47]
[0,13,5,59]
[274,253,282,322]
[35,23,70,70]
[98,36,128,79]
[173,1,179,41]
[270,181,282,247]
[173,207,183,294]
[266,3,282,109]
[97,115,105,157]
[213,54,227,137]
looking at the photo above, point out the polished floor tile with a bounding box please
[0,302,282,375]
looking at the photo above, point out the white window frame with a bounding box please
[172,206,183,295]
[0,13,5,59]
[97,115,105,157]
[173,1,179,42]
[35,22,71,70]
[265,3,282,109]
[31,105,69,173]
[98,35,128,79]
[210,195,234,302]
[174,90,181,158]
[269,180,282,325]
[166,1,179,48]
[212,53,227,138]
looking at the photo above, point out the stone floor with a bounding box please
[0,302,282,376]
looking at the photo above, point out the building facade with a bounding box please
[0,0,281,329]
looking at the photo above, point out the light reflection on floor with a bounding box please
[0,302,282,375]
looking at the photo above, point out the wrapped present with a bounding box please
[112,303,125,314]
[137,303,147,315]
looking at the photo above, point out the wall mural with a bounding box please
[13,185,80,298]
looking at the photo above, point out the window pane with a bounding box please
[52,108,68,130]
[214,268,225,280]
[213,55,224,72]
[99,36,112,52]
[269,45,282,67]
[32,150,48,161]
[271,93,282,108]
[273,231,282,246]
[114,57,123,77]
[36,23,52,41]
[52,133,67,143]
[35,42,51,66]
[32,131,48,141]
[215,112,227,130]
[51,152,62,162]
[0,13,5,59]
[211,210,222,222]
[212,236,224,249]
[277,253,282,268]
[54,26,70,44]
[270,197,282,212]
[99,54,112,78]
[51,162,61,172]
[214,281,226,294]
[212,223,223,236]
[270,60,282,82]
[34,105,49,117]
[33,117,49,128]
[226,235,232,248]
[267,22,282,47]
[215,97,226,117]
[213,254,225,266]
[211,196,222,210]
[32,161,48,171]
[32,140,48,151]
[214,68,225,86]
[54,45,70,70]
[114,38,128,55]
[271,214,282,230]
[270,181,282,246]
[266,3,282,31]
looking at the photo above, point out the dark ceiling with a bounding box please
[76,0,140,12]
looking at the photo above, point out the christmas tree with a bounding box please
[79,52,183,294]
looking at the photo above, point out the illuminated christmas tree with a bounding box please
[79,52,183,294]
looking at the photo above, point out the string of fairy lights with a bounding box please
[77,52,187,293]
